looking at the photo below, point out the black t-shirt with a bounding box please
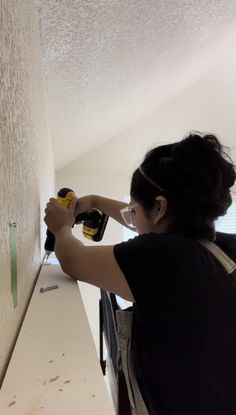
[113,232,236,415]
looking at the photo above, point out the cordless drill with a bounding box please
[44,188,109,257]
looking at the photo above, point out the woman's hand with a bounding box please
[44,196,77,235]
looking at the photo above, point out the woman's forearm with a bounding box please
[88,195,129,227]
[54,226,84,278]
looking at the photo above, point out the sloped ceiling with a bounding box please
[36,0,236,170]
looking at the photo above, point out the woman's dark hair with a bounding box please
[131,132,236,239]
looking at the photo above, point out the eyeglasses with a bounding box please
[120,203,139,229]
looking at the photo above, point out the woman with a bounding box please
[45,132,236,415]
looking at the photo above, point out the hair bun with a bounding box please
[203,134,220,150]
[173,132,235,190]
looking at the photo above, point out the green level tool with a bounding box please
[10,223,17,308]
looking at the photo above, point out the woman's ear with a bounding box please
[153,196,168,224]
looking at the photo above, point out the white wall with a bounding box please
[0,0,54,381]
[71,80,236,176]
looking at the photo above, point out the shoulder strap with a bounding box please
[198,239,236,275]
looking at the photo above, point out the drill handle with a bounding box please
[44,187,74,254]
[44,228,55,253]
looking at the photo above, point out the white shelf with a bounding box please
[0,263,114,415]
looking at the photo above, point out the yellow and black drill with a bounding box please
[44,188,109,257]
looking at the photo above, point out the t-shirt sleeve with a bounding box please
[113,233,181,307]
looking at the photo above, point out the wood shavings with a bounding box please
[50,375,59,382]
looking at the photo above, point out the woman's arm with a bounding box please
[44,197,134,301]
[75,194,134,229]
[55,227,134,301]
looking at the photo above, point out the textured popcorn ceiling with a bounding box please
[37,0,236,169]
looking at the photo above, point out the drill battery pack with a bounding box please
[75,209,109,242]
